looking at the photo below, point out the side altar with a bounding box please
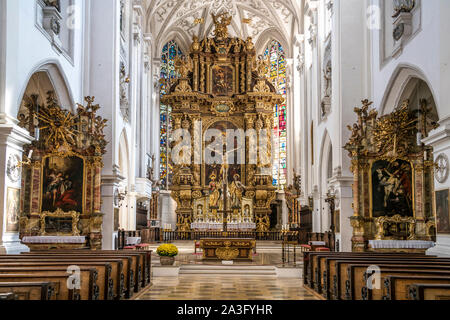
[344,100,437,252]
[17,93,108,250]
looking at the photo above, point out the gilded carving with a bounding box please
[345,100,438,251]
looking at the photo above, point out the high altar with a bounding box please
[344,100,437,252]
[161,13,282,238]
[17,93,108,250]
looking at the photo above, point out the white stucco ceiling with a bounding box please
[146,0,301,57]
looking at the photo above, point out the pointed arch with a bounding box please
[380,64,439,119]
[17,60,75,116]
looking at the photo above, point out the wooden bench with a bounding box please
[408,283,450,300]
[0,273,77,300]
[357,268,450,300]
[329,258,450,300]
[305,252,425,293]
[0,282,55,300]
[0,267,98,300]
[23,250,152,289]
[0,257,119,300]
[302,252,450,300]
[384,275,450,300]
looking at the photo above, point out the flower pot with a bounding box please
[159,256,175,266]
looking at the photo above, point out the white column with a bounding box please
[0,124,33,254]
[424,117,450,256]
[87,0,120,249]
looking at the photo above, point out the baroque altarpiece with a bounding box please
[344,100,438,252]
[17,93,108,249]
[161,14,283,232]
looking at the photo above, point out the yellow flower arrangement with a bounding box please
[156,243,178,257]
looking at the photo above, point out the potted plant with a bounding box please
[156,243,178,265]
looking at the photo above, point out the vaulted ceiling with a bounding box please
[146,0,302,57]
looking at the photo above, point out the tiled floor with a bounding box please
[137,276,318,300]
[148,241,302,267]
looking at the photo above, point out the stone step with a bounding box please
[179,265,277,276]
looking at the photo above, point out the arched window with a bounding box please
[264,40,287,187]
[160,40,184,189]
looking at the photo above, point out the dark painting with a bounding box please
[436,189,450,234]
[372,159,413,217]
[212,65,233,96]
[42,156,84,213]
[204,121,242,187]
[44,216,73,234]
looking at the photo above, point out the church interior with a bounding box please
[1,0,450,303]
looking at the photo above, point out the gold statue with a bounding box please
[174,56,192,78]
[229,174,246,207]
[212,12,232,39]
[208,171,220,208]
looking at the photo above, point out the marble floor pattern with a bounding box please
[147,241,302,267]
[137,276,318,300]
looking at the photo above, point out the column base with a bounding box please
[0,241,30,254]
[426,235,450,257]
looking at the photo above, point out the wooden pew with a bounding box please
[0,267,98,300]
[0,273,77,300]
[328,258,450,300]
[384,275,450,300]
[0,282,56,300]
[305,252,426,294]
[304,251,421,288]
[408,283,450,300]
[0,258,119,300]
[356,268,450,300]
[0,292,16,300]
[24,250,152,289]
[19,253,132,297]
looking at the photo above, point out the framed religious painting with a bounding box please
[41,155,84,213]
[6,187,20,232]
[435,189,450,234]
[211,65,234,96]
[371,159,413,217]
[334,209,340,233]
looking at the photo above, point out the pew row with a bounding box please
[303,251,450,301]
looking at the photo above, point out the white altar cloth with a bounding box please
[126,237,141,245]
[368,240,435,249]
[22,236,86,244]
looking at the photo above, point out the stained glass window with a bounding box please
[264,40,287,187]
[160,40,184,189]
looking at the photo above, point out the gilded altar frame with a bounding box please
[18,94,108,249]
[344,100,437,251]
[161,14,282,232]
[40,209,80,236]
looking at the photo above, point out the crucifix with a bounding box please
[207,135,240,234]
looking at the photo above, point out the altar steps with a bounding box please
[179,265,277,277]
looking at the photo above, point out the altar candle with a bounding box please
[28,150,33,159]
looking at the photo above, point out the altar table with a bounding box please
[21,236,87,250]
[199,238,256,260]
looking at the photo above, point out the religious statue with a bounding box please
[254,55,269,79]
[229,174,245,208]
[175,56,192,78]
[211,12,232,39]
[191,35,201,52]
[324,65,332,97]
[208,171,220,208]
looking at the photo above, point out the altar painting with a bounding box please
[372,160,413,217]
[42,156,84,213]
[212,65,233,96]
[436,189,450,234]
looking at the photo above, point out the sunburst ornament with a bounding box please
[37,103,78,150]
